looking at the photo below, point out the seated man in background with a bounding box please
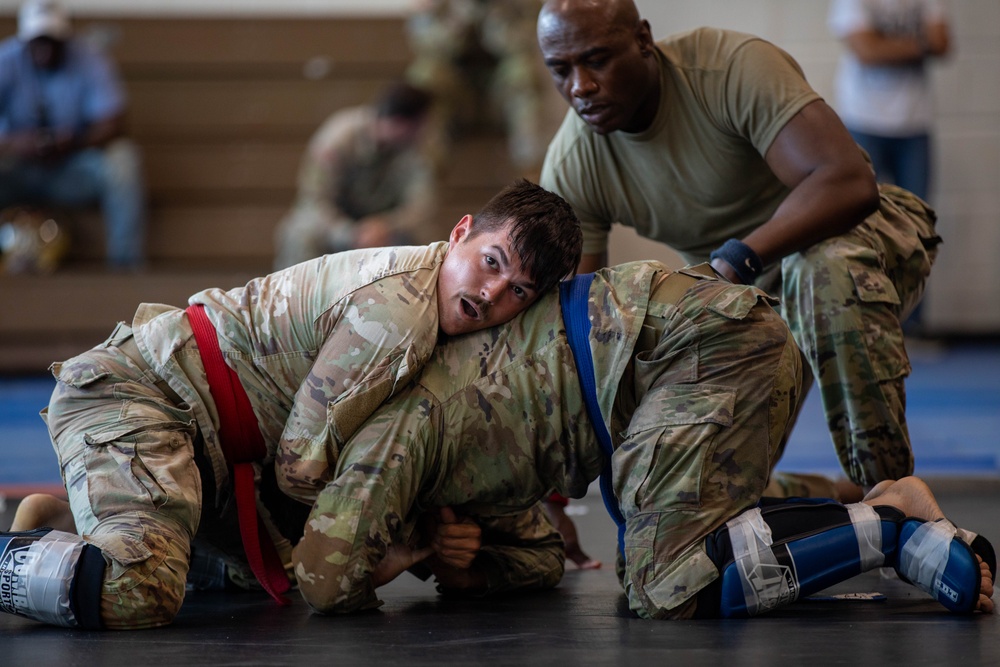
[273,81,439,270]
[279,261,993,619]
[0,0,146,270]
[1,179,583,630]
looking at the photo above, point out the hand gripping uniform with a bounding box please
[540,27,941,488]
[0,243,447,629]
[286,261,990,619]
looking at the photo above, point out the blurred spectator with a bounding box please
[0,0,146,270]
[406,0,546,170]
[829,0,951,202]
[273,82,438,270]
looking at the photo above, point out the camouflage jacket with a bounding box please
[130,243,448,501]
[294,106,436,247]
[294,261,663,612]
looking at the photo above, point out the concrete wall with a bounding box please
[2,0,996,332]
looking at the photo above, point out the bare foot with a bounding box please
[10,493,76,533]
[861,476,946,522]
[543,500,602,570]
[977,556,995,614]
[566,543,602,570]
[863,477,994,613]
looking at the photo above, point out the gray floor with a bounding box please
[2,478,998,667]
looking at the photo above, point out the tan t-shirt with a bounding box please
[540,27,822,263]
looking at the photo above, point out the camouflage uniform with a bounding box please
[273,106,438,270]
[289,262,804,619]
[776,185,938,485]
[43,243,448,629]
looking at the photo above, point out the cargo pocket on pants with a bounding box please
[614,383,735,517]
[848,262,909,383]
[83,410,199,528]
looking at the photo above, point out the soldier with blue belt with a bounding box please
[284,261,994,618]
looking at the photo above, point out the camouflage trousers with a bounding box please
[611,271,805,619]
[42,324,288,629]
[778,184,940,487]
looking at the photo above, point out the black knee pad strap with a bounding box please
[70,543,105,630]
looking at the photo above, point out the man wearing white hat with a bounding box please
[0,0,146,269]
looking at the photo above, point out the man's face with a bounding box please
[538,7,657,135]
[28,37,65,70]
[437,215,540,337]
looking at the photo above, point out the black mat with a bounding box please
[3,483,999,667]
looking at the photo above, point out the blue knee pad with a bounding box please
[706,500,900,618]
[703,499,986,618]
[893,519,982,613]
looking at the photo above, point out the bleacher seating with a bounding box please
[0,15,524,372]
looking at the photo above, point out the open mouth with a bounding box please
[461,298,480,320]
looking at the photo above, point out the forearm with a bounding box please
[293,490,382,613]
[293,400,429,613]
[0,133,24,157]
[274,435,332,505]
[738,100,880,271]
[76,113,125,150]
[844,21,950,66]
[384,167,437,243]
[0,130,44,159]
[741,166,879,267]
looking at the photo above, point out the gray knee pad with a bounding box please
[0,528,104,629]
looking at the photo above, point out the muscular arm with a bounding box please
[843,19,950,65]
[714,100,879,281]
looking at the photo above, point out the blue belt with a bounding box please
[559,274,626,558]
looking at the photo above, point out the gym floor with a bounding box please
[2,341,999,665]
[2,481,999,667]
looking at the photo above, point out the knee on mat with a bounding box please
[86,517,191,629]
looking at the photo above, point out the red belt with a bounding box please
[186,304,291,605]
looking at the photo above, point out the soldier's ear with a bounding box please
[449,214,474,248]
[636,19,654,56]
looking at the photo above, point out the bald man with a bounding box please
[537,0,941,492]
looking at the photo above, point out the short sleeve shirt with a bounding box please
[540,28,821,263]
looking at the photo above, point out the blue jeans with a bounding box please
[849,130,931,202]
[0,139,147,268]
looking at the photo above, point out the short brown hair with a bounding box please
[470,179,582,294]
